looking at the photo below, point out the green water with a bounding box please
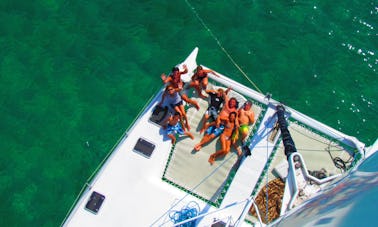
[0,0,376,226]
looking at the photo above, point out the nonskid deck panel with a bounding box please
[162,84,265,206]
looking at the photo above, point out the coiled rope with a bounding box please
[151,152,237,226]
[169,201,200,227]
[184,0,263,94]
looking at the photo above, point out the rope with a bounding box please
[325,142,353,172]
[169,201,200,227]
[183,0,264,94]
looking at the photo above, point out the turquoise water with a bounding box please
[0,0,376,226]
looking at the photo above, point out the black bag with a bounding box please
[150,105,168,124]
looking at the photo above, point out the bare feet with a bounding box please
[199,129,205,134]
[194,102,200,110]
[236,146,242,156]
[208,155,215,165]
[194,144,202,151]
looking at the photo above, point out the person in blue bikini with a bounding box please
[164,111,194,144]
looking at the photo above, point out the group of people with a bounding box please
[158,64,255,165]
[195,91,255,165]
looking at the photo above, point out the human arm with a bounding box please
[205,69,220,77]
[205,89,217,94]
[215,116,221,128]
[180,64,188,75]
[249,111,255,124]
[225,87,231,95]
[161,73,172,84]
[206,121,216,130]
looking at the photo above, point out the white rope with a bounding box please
[184,0,263,94]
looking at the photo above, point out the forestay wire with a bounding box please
[184,0,263,94]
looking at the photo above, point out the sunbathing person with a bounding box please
[159,85,190,130]
[161,64,200,110]
[163,111,194,144]
[216,94,239,127]
[194,117,227,152]
[237,100,255,143]
[208,112,239,165]
[189,65,220,98]
[199,87,231,133]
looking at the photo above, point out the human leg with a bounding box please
[175,105,190,131]
[200,78,208,95]
[200,113,210,134]
[208,137,231,164]
[184,131,194,140]
[181,94,200,110]
[194,133,215,151]
[167,133,176,144]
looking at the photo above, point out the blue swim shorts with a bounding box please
[205,124,225,137]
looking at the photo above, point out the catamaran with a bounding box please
[62,47,378,226]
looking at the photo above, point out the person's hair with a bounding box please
[229,111,237,122]
[196,65,203,71]
[229,97,239,108]
[172,67,179,72]
[217,88,224,95]
[174,111,181,117]
[244,100,252,107]
[165,85,174,91]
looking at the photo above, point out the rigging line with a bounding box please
[183,0,263,94]
[290,125,345,146]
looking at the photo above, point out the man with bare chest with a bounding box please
[238,101,255,142]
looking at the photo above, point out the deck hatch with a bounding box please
[85,191,105,214]
[133,138,155,158]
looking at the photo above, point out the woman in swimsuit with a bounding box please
[217,94,238,126]
[190,65,220,98]
[161,64,200,110]
[208,112,239,165]
[159,85,190,130]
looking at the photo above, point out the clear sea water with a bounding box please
[0,0,376,226]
